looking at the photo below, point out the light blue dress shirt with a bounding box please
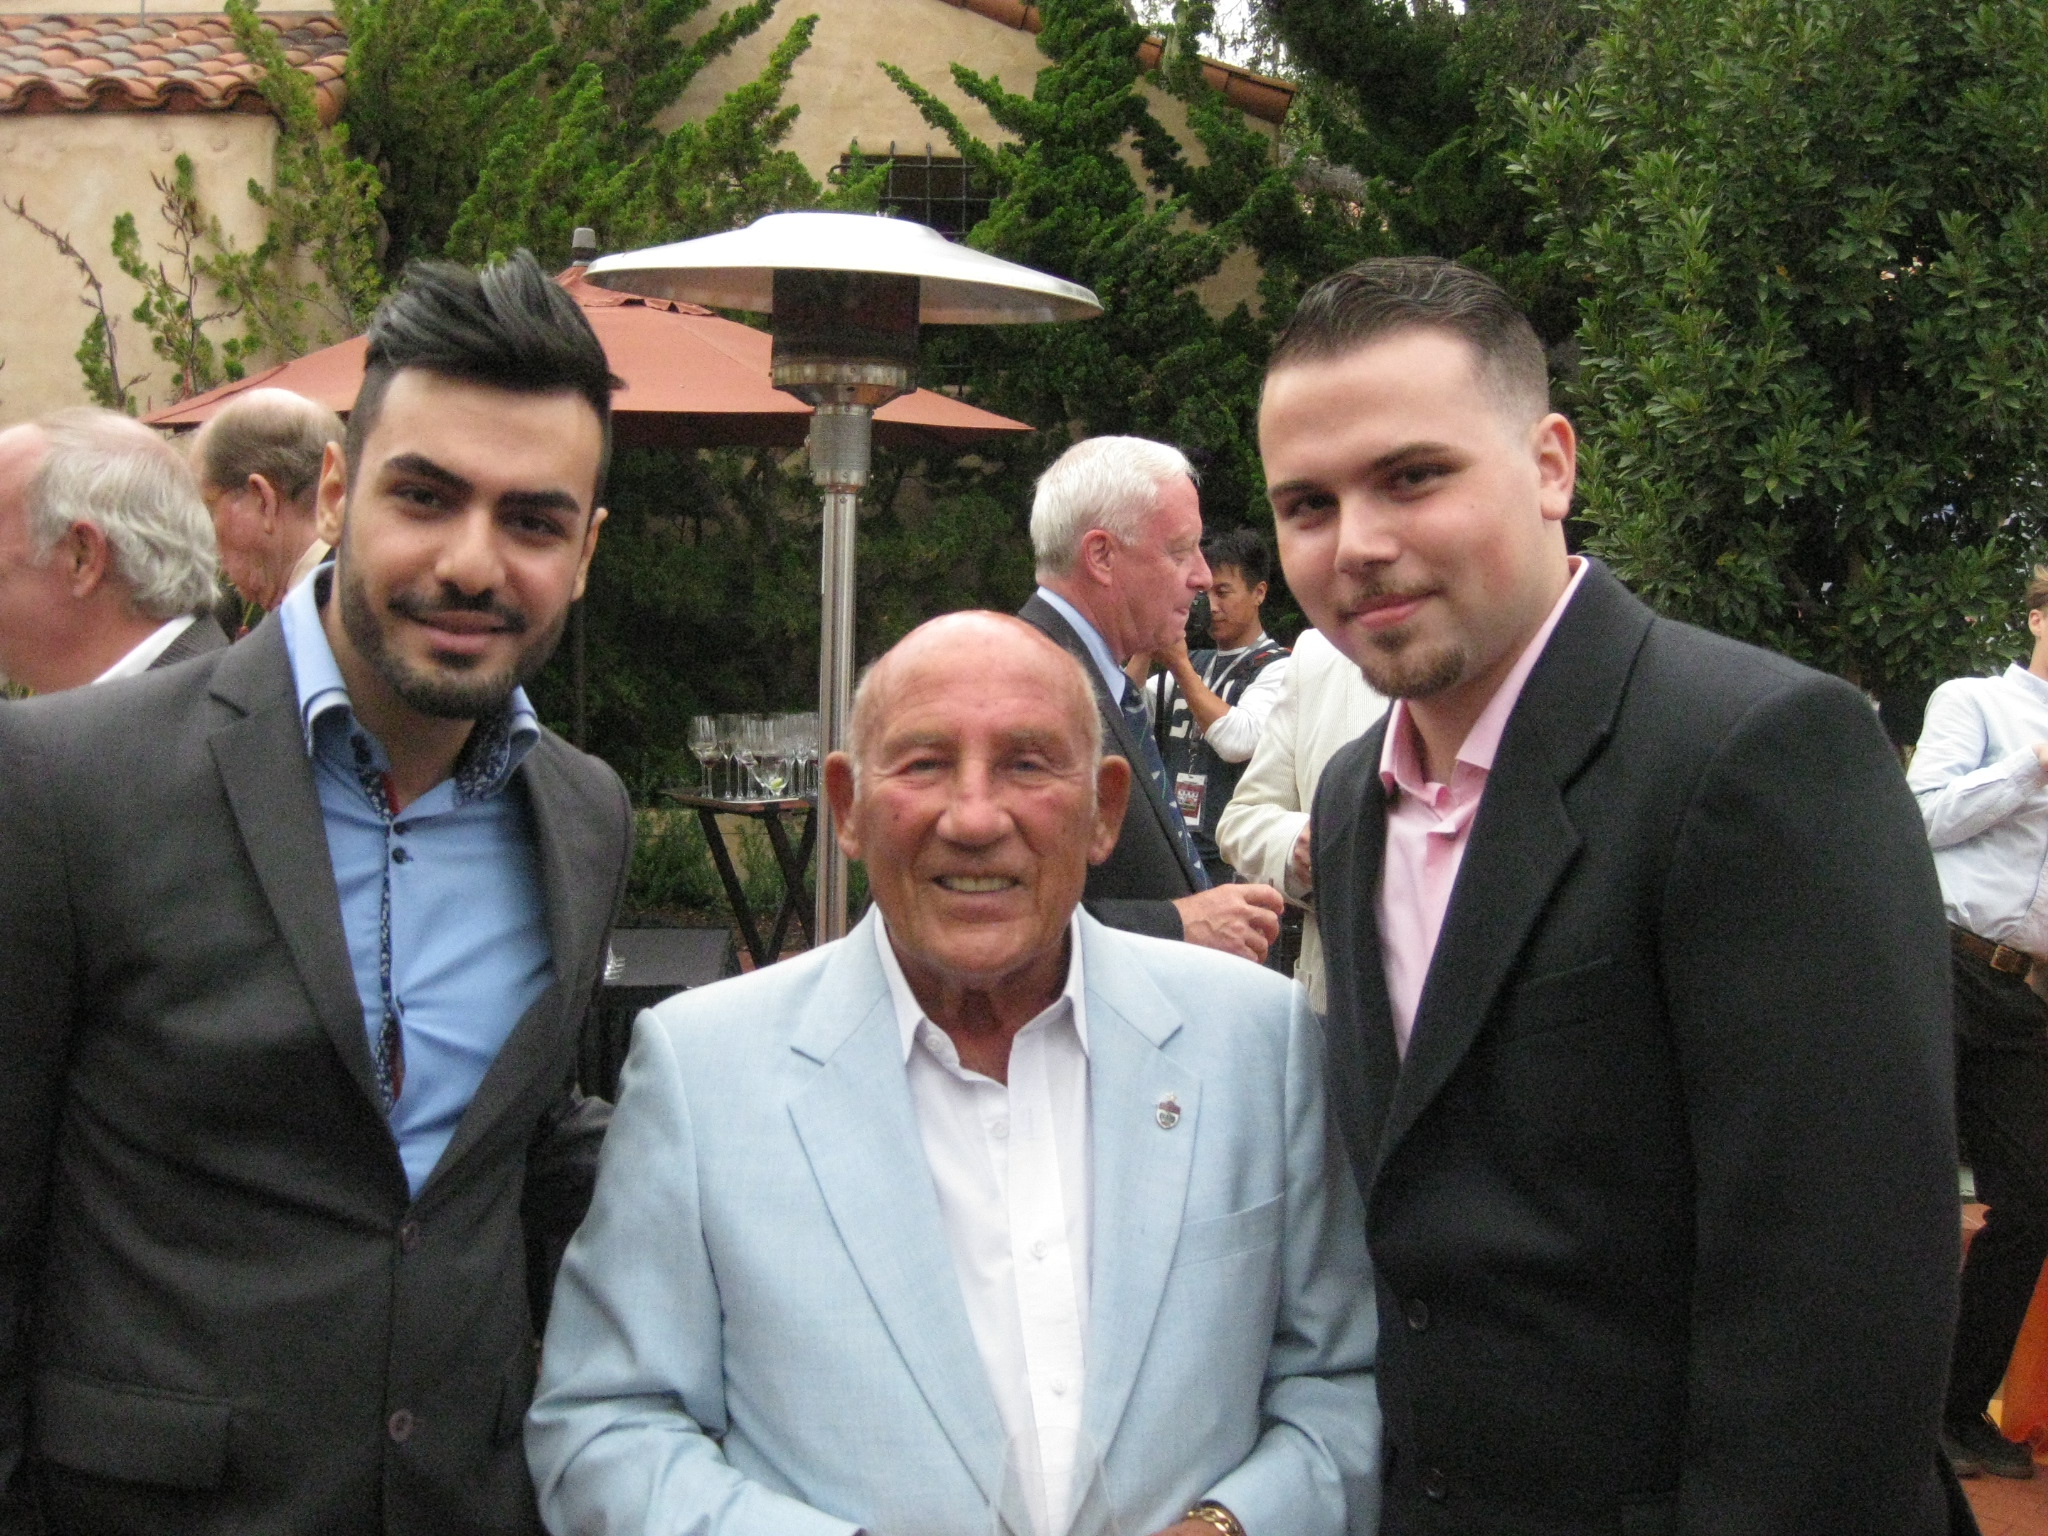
[279,568,554,1195]
[1034,586,1128,699]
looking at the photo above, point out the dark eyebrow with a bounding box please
[1267,440,1464,504]
[382,453,583,522]
[383,452,472,500]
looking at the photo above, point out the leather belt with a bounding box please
[1953,925,2039,977]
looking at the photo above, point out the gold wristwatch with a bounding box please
[1184,1501,1246,1536]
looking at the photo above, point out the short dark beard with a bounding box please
[1355,632,1467,699]
[336,555,565,720]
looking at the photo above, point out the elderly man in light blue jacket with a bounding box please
[527,611,1380,1536]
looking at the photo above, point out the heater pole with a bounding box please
[807,403,871,944]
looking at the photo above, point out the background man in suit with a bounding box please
[0,407,224,691]
[1018,436,1286,958]
[0,250,632,1534]
[1263,257,1966,1534]
[191,386,346,617]
[1215,626,1386,1013]
[528,611,1380,1536]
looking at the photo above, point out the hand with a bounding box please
[1148,1523,1219,1536]
[1174,883,1285,961]
[2034,741,2048,773]
[1161,636,1195,677]
[1288,823,1313,896]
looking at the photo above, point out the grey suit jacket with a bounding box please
[0,615,633,1536]
[1018,594,1198,940]
[529,910,1380,1536]
[148,612,229,670]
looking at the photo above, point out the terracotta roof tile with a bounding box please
[0,12,347,125]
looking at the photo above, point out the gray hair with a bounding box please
[192,388,344,506]
[28,409,220,620]
[1030,436,1196,580]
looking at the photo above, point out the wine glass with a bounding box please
[990,1426,1123,1536]
[754,715,792,797]
[716,715,745,800]
[794,710,821,797]
[688,715,723,799]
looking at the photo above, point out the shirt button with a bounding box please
[388,1409,414,1443]
[1050,1379,1068,1397]
[1423,1467,1448,1502]
[391,847,411,864]
[393,821,413,834]
[1404,1297,1431,1331]
[399,1220,420,1253]
[991,1118,1009,1140]
[1031,1239,1048,1260]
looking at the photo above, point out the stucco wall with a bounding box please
[0,110,277,425]
[659,0,1279,315]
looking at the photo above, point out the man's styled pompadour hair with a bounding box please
[345,249,623,501]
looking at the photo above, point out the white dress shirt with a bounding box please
[1908,664,2048,953]
[876,914,1092,1536]
[92,613,198,683]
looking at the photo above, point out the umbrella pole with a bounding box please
[809,403,871,945]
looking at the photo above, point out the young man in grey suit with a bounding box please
[0,251,631,1534]
[1264,258,1969,1534]
[529,611,1379,1536]
[1018,436,1285,960]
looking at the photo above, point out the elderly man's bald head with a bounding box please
[848,612,1103,775]
[826,610,1130,1023]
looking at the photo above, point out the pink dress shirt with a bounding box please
[1378,558,1588,1055]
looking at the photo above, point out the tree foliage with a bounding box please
[883,0,1317,537]
[1516,0,2048,730]
[1256,0,1598,337]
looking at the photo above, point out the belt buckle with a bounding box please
[1993,944,2033,976]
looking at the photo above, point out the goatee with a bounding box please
[337,558,565,720]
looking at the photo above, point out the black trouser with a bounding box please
[1947,942,2048,1421]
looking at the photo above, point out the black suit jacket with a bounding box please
[1019,593,1198,939]
[0,616,633,1535]
[1313,562,1966,1535]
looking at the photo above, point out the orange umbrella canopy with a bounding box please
[147,268,1032,451]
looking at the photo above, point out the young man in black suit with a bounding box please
[0,252,631,1534]
[1263,257,1969,1534]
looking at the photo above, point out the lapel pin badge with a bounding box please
[1155,1093,1181,1130]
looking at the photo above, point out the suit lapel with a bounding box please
[431,737,611,1185]
[1313,721,1401,1184]
[1076,917,1200,1457]
[786,917,1009,1508]
[1376,563,1654,1167]
[205,622,384,1111]
[1020,595,1202,888]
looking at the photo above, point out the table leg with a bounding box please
[696,806,766,969]
[762,806,817,958]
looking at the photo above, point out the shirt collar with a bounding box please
[875,908,1090,1066]
[1035,586,1130,702]
[1380,555,1588,794]
[2005,664,2048,703]
[93,613,198,683]
[277,562,541,802]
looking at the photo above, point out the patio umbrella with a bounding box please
[145,267,1032,452]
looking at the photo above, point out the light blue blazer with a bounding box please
[528,910,1381,1536]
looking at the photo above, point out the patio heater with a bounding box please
[586,211,1101,943]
